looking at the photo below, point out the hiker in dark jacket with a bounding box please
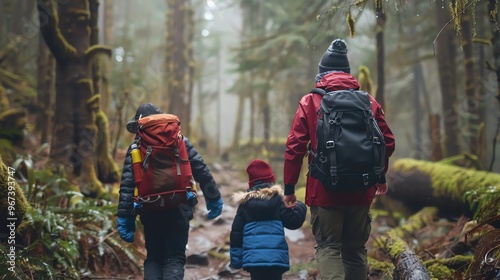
[230,159,307,280]
[283,39,396,279]
[116,103,224,280]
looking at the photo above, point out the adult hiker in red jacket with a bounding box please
[283,38,396,280]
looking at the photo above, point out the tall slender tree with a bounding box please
[454,1,479,155]
[165,0,194,136]
[36,33,55,144]
[435,1,461,157]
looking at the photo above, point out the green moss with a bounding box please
[0,154,30,220]
[85,44,112,58]
[427,263,454,279]
[368,256,394,272]
[424,255,473,270]
[392,159,500,200]
[374,207,438,248]
[385,231,408,259]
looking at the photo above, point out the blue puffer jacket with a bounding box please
[229,184,307,271]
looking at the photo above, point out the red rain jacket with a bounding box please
[284,72,396,206]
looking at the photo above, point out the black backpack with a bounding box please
[308,88,386,192]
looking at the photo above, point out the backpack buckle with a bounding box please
[331,176,339,185]
[319,153,327,163]
[362,174,369,185]
[373,137,381,144]
[326,141,335,149]
[329,117,341,125]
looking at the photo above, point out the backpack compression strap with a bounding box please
[310,88,327,96]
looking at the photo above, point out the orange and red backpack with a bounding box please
[132,114,196,209]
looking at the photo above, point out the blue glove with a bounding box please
[117,216,136,243]
[206,198,223,220]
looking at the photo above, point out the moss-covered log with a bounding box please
[385,231,432,280]
[387,159,500,216]
[373,207,439,248]
[424,255,473,279]
[367,256,394,276]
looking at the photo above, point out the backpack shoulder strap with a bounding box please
[310,88,327,96]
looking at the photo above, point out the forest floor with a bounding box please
[106,158,485,280]
[118,161,393,280]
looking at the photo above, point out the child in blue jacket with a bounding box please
[229,159,307,280]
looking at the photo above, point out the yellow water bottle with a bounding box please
[130,143,143,196]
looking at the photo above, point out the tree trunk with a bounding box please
[436,1,460,157]
[102,0,113,114]
[413,64,422,160]
[165,0,193,136]
[36,34,55,144]
[489,0,500,107]
[459,7,479,155]
[231,82,245,149]
[37,0,107,198]
[88,0,119,184]
[374,0,386,108]
[429,114,444,161]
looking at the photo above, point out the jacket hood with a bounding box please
[315,71,360,91]
[232,185,283,205]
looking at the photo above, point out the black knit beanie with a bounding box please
[318,39,350,74]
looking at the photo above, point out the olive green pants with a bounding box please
[310,205,371,280]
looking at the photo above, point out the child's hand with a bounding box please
[283,194,297,208]
[375,183,388,195]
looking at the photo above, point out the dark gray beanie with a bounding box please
[318,39,350,74]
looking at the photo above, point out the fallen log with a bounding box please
[370,207,437,279]
[385,231,432,280]
[372,207,439,249]
[386,159,500,217]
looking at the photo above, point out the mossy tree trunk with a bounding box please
[37,0,110,198]
[436,1,460,157]
[88,0,119,184]
[165,0,194,136]
[0,81,27,152]
[0,155,30,232]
